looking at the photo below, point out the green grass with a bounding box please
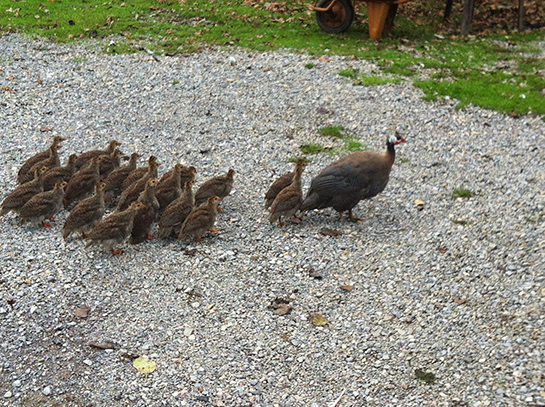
[300,143,330,155]
[318,125,346,139]
[452,188,475,199]
[400,157,410,163]
[1,0,544,117]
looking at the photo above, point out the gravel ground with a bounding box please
[0,34,544,407]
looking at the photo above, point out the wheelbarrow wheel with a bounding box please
[315,0,354,33]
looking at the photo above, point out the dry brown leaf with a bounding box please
[320,228,342,237]
[340,285,353,291]
[454,297,468,305]
[273,303,292,315]
[88,341,116,350]
[74,305,91,318]
[39,126,53,132]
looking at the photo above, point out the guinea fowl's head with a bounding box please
[387,131,406,146]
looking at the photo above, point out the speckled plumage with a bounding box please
[63,182,106,240]
[130,178,160,244]
[194,169,235,207]
[269,160,306,226]
[157,178,196,239]
[1,166,49,216]
[42,154,77,191]
[17,136,65,184]
[63,156,102,209]
[19,181,67,226]
[86,201,144,254]
[74,140,121,171]
[117,157,160,211]
[121,156,157,192]
[103,152,141,203]
[179,195,221,242]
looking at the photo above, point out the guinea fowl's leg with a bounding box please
[348,209,364,223]
[195,236,202,242]
[111,248,124,255]
[277,217,286,226]
[339,212,344,221]
[147,234,157,240]
[209,228,219,233]
[81,233,89,239]
[42,221,52,228]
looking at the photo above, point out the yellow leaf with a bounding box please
[133,357,156,374]
[340,285,353,291]
[309,313,329,326]
[414,199,426,206]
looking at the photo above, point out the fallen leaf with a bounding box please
[87,341,116,350]
[39,126,53,132]
[320,228,342,237]
[273,303,291,315]
[133,357,156,374]
[262,66,271,71]
[454,297,467,305]
[319,56,331,62]
[74,305,91,318]
[414,199,425,211]
[340,285,353,291]
[309,313,329,326]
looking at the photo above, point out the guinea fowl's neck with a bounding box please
[385,142,396,165]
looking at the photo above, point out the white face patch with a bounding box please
[388,135,398,144]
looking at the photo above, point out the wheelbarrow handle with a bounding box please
[309,0,340,13]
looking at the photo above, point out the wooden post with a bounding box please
[518,0,525,32]
[461,0,474,35]
[444,0,454,22]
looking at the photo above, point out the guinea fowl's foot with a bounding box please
[217,206,224,211]
[348,210,364,223]
[209,228,219,233]
[80,233,89,239]
[277,220,286,226]
[111,248,124,255]
[42,221,52,228]
[147,234,157,240]
[195,236,202,242]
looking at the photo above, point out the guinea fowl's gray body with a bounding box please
[300,135,403,220]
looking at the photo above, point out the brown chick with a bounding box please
[19,138,62,184]
[264,159,309,210]
[103,152,141,203]
[194,169,235,207]
[130,178,160,244]
[269,160,306,226]
[117,157,160,211]
[63,182,106,240]
[42,154,78,191]
[98,148,124,178]
[157,178,196,239]
[1,166,49,217]
[63,156,103,209]
[121,156,157,192]
[19,180,67,227]
[74,140,121,171]
[85,201,145,255]
[155,163,186,211]
[17,136,65,184]
[179,195,221,242]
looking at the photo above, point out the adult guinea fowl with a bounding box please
[17,136,65,184]
[130,178,160,244]
[1,166,49,217]
[63,181,106,240]
[194,169,235,208]
[300,132,406,221]
[74,140,121,171]
[85,201,145,255]
[19,181,67,227]
[179,195,221,242]
[265,159,309,210]
[269,160,307,226]
[42,154,78,191]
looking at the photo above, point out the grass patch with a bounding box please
[400,157,410,163]
[0,0,544,117]
[451,219,468,226]
[318,125,346,139]
[288,156,310,163]
[344,140,366,152]
[300,143,330,155]
[452,188,474,199]
[415,368,436,385]
[353,75,403,86]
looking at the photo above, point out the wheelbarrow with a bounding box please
[310,0,411,40]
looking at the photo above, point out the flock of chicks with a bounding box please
[1,132,406,254]
[0,138,234,254]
